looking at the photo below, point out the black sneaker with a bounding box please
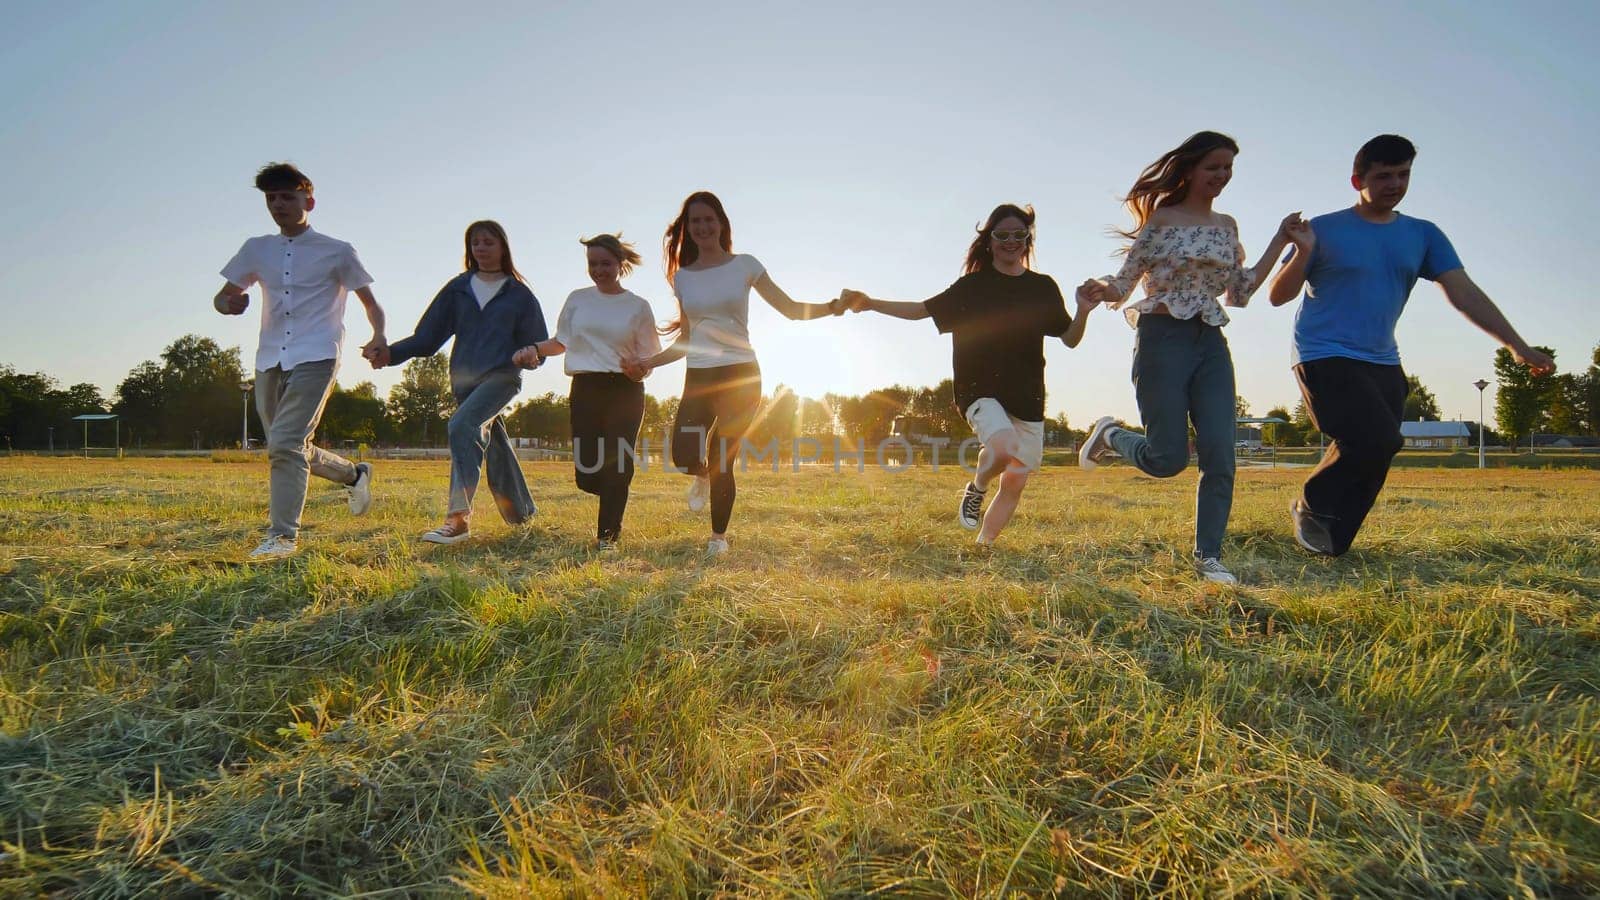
[959,482,985,530]
[1290,498,1337,556]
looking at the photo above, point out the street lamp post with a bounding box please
[1473,379,1489,469]
[240,379,253,449]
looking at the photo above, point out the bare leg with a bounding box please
[977,467,1030,543]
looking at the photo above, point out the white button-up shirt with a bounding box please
[220,227,373,371]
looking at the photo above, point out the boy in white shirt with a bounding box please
[213,163,388,559]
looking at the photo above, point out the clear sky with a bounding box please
[2,0,1595,426]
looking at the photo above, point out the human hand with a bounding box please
[1513,345,1555,376]
[1075,279,1105,310]
[840,289,871,312]
[511,346,540,369]
[365,344,391,368]
[1281,213,1314,252]
[621,358,650,381]
[215,292,249,315]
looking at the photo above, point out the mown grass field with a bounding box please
[2,457,1597,897]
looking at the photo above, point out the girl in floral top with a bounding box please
[1076,131,1307,585]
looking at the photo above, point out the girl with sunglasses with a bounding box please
[1075,131,1303,584]
[843,204,1099,545]
[625,191,846,555]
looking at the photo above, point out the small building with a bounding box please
[1401,420,1470,449]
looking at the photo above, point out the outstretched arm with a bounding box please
[353,286,387,360]
[842,289,930,320]
[1436,270,1555,373]
[754,272,845,320]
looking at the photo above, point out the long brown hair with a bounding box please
[463,220,525,282]
[660,191,734,335]
[964,204,1036,275]
[1116,131,1240,241]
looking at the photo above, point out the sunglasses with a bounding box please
[991,230,1032,243]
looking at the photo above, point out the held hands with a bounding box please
[1280,213,1314,252]
[511,345,542,369]
[362,337,389,368]
[839,289,871,313]
[1512,345,1556,376]
[1074,279,1109,310]
[620,357,651,382]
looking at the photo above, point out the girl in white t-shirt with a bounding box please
[514,234,660,550]
[628,191,845,555]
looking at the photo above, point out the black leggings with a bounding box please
[671,362,762,534]
[570,373,646,542]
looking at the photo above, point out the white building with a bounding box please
[1400,420,1470,449]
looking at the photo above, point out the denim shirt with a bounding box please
[388,272,548,399]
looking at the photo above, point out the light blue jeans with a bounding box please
[1108,315,1237,559]
[257,360,358,539]
[447,376,535,523]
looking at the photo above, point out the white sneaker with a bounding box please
[706,537,729,555]
[687,475,710,512]
[1195,557,1238,585]
[1078,416,1120,471]
[249,534,297,559]
[348,463,373,515]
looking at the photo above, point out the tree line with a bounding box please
[2,335,1597,450]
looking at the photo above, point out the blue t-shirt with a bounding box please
[1290,208,1463,366]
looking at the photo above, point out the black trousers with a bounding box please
[670,362,762,535]
[1293,357,1408,555]
[570,373,646,542]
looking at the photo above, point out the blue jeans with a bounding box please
[1108,315,1237,559]
[447,376,535,523]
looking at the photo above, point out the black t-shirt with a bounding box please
[924,267,1071,422]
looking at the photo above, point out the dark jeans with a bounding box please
[570,373,646,542]
[1294,356,1408,555]
[1107,315,1237,559]
[671,362,762,535]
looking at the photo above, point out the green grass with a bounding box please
[2,458,1597,897]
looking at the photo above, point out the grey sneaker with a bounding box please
[958,482,985,530]
[1195,557,1238,585]
[707,537,729,556]
[348,462,373,516]
[1079,416,1121,470]
[249,534,297,559]
[1290,498,1337,556]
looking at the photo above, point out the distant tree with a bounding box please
[1583,343,1600,437]
[1235,395,1251,419]
[387,354,454,445]
[1544,373,1587,436]
[1494,346,1558,451]
[107,335,245,447]
[640,394,678,443]
[792,398,830,438]
[1291,399,1322,445]
[320,381,388,445]
[0,366,110,449]
[1263,405,1303,446]
[1402,374,1440,421]
[503,392,570,444]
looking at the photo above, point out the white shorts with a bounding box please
[964,398,1044,472]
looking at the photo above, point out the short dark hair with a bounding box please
[254,162,313,194]
[1353,135,1416,177]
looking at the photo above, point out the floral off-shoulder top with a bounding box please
[1099,223,1262,328]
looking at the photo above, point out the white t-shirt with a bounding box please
[553,287,663,375]
[671,253,765,368]
[470,274,508,309]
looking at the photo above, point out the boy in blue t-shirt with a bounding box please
[1268,135,1553,556]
